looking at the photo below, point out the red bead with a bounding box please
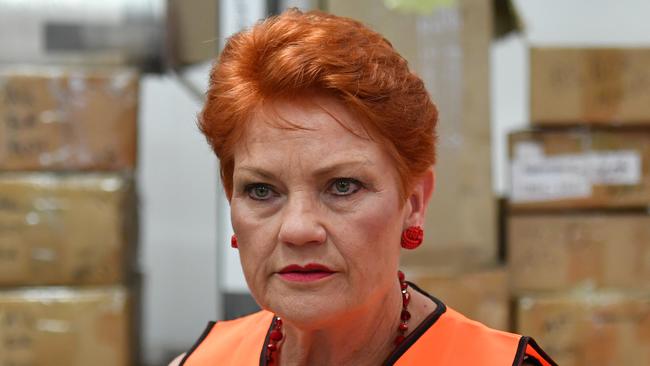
[401,309,411,321]
[402,291,410,307]
[400,282,408,290]
[267,343,277,352]
[275,318,283,328]
[394,335,405,345]
[399,322,409,332]
[398,270,405,282]
[270,329,283,341]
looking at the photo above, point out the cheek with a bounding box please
[334,194,403,272]
[230,202,277,289]
[231,199,277,247]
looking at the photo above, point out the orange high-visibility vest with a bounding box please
[180,295,556,365]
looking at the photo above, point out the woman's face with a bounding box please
[230,95,414,326]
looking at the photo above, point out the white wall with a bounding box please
[139,62,219,365]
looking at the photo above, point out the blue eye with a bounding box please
[329,178,362,196]
[246,184,274,200]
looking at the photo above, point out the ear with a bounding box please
[403,167,435,228]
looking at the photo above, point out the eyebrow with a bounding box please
[236,159,372,181]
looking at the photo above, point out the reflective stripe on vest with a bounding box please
[181,307,556,366]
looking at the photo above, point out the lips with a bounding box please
[277,263,335,282]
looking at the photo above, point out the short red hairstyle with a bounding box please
[199,9,437,199]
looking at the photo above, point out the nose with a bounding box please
[278,193,326,246]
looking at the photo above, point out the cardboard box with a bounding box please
[0,67,138,171]
[0,173,137,286]
[328,0,497,267]
[406,266,509,330]
[530,47,650,125]
[516,291,650,366]
[509,129,650,210]
[508,213,650,293]
[0,286,134,366]
[167,0,219,66]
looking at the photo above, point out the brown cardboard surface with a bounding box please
[0,67,138,171]
[508,213,650,293]
[406,266,509,330]
[0,173,136,286]
[530,47,650,125]
[508,129,650,210]
[328,0,496,268]
[517,291,650,366]
[167,0,219,66]
[0,286,133,366]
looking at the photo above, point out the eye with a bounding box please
[245,183,275,201]
[328,178,362,196]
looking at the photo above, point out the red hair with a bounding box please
[199,9,437,199]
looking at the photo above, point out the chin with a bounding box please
[263,286,350,329]
[275,301,344,329]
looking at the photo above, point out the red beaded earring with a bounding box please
[231,234,238,249]
[401,226,423,249]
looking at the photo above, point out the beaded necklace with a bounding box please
[265,270,411,365]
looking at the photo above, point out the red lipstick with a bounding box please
[278,263,335,282]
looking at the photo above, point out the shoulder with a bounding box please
[438,307,524,349]
[402,283,557,366]
[438,309,556,366]
[177,310,274,365]
[394,300,556,366]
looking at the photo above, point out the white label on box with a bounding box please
[511,159,592,202]
[510,149,641,202]
[586,150,641,185]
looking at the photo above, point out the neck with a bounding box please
[277,280,403,366]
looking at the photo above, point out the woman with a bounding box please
[171,9,556,366]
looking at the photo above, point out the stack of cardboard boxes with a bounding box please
[508,48,650,365]
[327,0,510,331]
[0,68,139,365]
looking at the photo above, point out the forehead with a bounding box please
[234,95,383,166]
